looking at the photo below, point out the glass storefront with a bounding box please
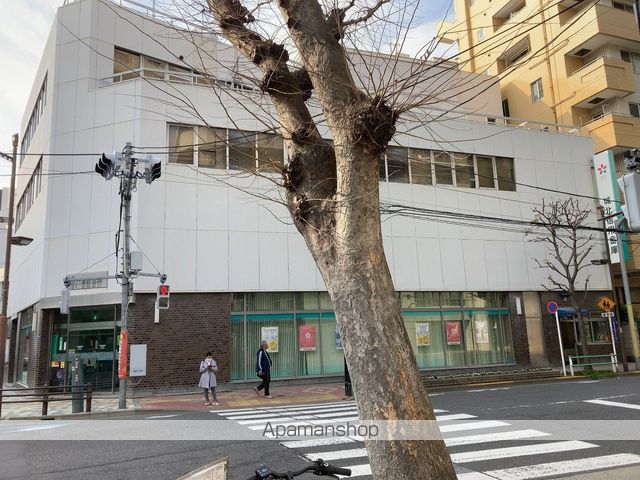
[49,305,120,391]
[230,291,515,380]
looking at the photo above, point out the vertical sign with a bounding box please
[416,323,431,346]
[129,344,147,377]
[299,325,317,351]
[446,321,462,345]
[593,150,622,264]
[118,330,128,379]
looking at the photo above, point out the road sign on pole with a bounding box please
[547,301,559,314]
[597,296,616,312]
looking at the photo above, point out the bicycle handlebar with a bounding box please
[250,459,352,479]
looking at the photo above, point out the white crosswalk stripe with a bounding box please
[216,400,640,479]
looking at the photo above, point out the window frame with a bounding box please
[630,102,640,118]
[530,78,544,103]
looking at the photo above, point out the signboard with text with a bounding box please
[299,325,317,351]
[593,150,622,263]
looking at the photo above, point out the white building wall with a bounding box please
[9,0,611,316]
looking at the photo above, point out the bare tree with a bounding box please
[182,1,461,478]
[528,198,596,360]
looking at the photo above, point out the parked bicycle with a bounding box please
[246,458,351,479]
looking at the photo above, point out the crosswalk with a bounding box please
[215,400,640,479]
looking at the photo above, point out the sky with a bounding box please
[0,0,454,188]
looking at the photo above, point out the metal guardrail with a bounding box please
[568,354,618,376]
[0,384,93,417]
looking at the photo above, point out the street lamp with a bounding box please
[0,133,20,417]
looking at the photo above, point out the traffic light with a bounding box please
[95,152,117,180]
[145,161,161,184]
[60,287,70,314]
[156,284,170,309]
[618,171,640,232]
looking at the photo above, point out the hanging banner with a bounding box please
[474,318,490,344]
[593,150,622,264]
[416,323,431,346]
[299,325,317,351]
[446,321,461,345]
[118,330,128,379]
[261,326,279,352]
[335,326,343,350]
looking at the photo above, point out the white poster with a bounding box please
[261,326,279,352]
[474,319,490,344]
[416,323,430,346]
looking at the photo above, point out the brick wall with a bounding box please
[128,293,232,391]
[27,309,51,388]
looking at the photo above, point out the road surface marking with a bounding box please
[10,424,69,432]
[306,448,368,461]
[585,399,640,410]
[436,414,477,422]
[214,400,356,414]
[338,463,370,477]
[467,387,511,393]
[281,436,361,449]
[480,453,640,480]
[145,414,182,419]
[450,440,596,464]
[444,429,551,447]
[440,420,510,433]
[227,405,358,419]
[456,473,495,480]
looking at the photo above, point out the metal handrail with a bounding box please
[0,384,93,417]
[568,354,617,376]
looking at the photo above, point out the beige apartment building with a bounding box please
[439,0,640,363]
[439,0,640,155]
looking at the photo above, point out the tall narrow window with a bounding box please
[630,103,640,118]
[386,147,410,183]
[496,157,516,191]
[409,148,432,185]
[502,99,510,117]
[228,130,255,171]
[379,153,387,181]
[434,151,453,185]
[168,125,195,164]
[477,27,485,42]
[530,78,543,103]
[454,153,475,188]
[114,48,140,81]
[257,133,284,172]
[198,127,226,169]
[476,156,495,188]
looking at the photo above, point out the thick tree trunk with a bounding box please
[299,140,456,479]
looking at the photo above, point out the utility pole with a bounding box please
[0,134,18,414]
[94,142,163,409]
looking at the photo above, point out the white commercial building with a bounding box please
[7,0,612,390]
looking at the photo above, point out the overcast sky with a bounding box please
[0,0,453,188]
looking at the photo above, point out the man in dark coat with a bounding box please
[255,340,272,398]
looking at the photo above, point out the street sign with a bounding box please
[546,301,559,314]
[601,311,615,318]
[597,296,616,311]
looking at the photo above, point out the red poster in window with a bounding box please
[118,330,128,379]
[299,326,317,351]
[446,321,462,345]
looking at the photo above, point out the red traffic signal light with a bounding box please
[157,284,170,309]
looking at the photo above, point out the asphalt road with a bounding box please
[1,376,640,480]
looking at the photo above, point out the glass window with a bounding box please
[400,292,439,308]
[441,291,461,307]
[295,292,320,311]
[476,155,495,188]
[434,151,453,185]
[496,157,516,191]
[465,312,503,365]
[463,292,508,308]
[530,78,543,103]
[298,316,321,376]
[621,50,631,63]
[257,133,284,173]
[409,148,432,185]
[231,293,244,312]
[319,292,333,310]
[405,313,446,368]
[168,125,195,164]
[454,153,475,188]
[320,314,343,374]
[198,127,226,169]
[379,153,387,181]
[228,130,255,171]
[386,147,409,183]
[143,57,166,79]
[245,314,295,378]
[443,312,465,366]
[168,64,192,83]
[230,315,245,380]
[246,292,294,311]
[113,48,140,81]
[590,320,611,343]
[631,103,640,118]
[477,27,485,41]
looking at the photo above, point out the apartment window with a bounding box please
[386,147,410,183]
[113,48,140,81]
[168,64,192,83]
[496,157,516,191]
[630,103,640,118]
[257,133,284,172]
[477,27,485,42]
[434,151,453,185]
[409,148,432,185]
[228,130,256,171]
[454,153,475,188]
[143,57,166,79]
[198,127,227,169]
[504,38,531,67]
[613,1,635,13]
[621,51,640,73]
[530,78,543,103]
[476,156,495,188]
[168,125,195,164]
[20,75,47,164]
[502,99,510,117]
[15,157,43,231]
